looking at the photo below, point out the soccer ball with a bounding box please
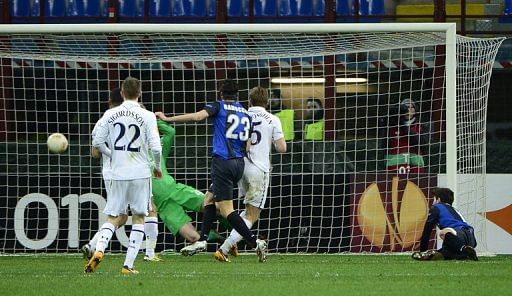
[47,133,68,154]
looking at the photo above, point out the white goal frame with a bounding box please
[3,22,499,255]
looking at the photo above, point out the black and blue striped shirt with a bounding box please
[204,100,250,160]
[420,202,473,251]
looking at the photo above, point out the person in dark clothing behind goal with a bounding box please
[155,79,268,262]
[412,187,478,261]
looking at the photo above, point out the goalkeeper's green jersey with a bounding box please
[151,120,205,235]
[151,119,178,208]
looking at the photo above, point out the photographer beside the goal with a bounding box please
[381,98,430,174]
[303,98,325,141]
[412,187,478,261]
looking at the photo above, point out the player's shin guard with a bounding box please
[227,212,256,248]
[123,224,144,269]
[200,204,217,241]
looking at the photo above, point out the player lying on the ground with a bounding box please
[412,187,478,261]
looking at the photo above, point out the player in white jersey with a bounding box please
[214,86,287,262]
[81,88,129,260]
[83,92,162,263]
[86,77,162,275]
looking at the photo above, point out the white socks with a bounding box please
[144,216,159,257]
[88,231,101,250]
[95,222,116,253]
[123,224,145,269]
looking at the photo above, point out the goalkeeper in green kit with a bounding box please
[153,119,227,256]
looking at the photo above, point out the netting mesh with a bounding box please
[0,26,504,254]
[1,32,447,62]
[454,35,504,252]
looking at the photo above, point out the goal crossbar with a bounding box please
[0,23,457,34]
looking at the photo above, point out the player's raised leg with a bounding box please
[82,214,128,262]
[84,214,125,273]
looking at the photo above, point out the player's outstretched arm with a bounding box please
[155,110,209,123]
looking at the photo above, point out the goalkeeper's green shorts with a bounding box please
[155,182,204,235]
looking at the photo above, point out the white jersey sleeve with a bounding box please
[145,111,162,169]
[92,120,112,180]
[92,101,161,180]
[271,114,285,142]
[247,106,284,173]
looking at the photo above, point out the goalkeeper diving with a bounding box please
[152,119,229,255]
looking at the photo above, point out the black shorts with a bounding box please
[209,157,244,201]
[456,227,477,247]
[440,227,477,260]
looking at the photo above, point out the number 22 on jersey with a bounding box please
[113,122,141,152]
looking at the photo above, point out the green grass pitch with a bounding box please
[0,253,511,295]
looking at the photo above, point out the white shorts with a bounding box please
[104,178,151,216]
[104,179,112,198]
[238,161,269,209]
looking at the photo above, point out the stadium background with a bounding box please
[1,0,511,172]
[0,1,511,253]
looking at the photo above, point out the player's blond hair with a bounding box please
[122,77,141,100]
[249,86,268,107]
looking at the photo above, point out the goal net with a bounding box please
[0,24,504,254]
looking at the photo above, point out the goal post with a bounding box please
[0,23,504,254]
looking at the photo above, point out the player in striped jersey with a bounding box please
[87,77,162,274]
[156,79,267,261]
[412,187,478,261]
[215,87,286,262]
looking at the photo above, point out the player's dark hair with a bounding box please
[109,88,123,107]
[249,86,268,107]
[432,187,454,205]
[220,79,239,100]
